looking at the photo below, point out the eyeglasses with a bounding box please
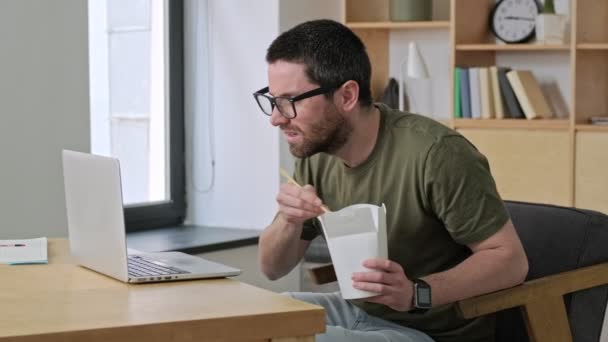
[253,86,336,119]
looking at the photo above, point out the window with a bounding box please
[88,0,185,230]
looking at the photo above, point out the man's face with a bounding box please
[268,61,351,158]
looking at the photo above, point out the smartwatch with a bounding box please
[411,278,432,313]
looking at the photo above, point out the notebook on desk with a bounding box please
[0,237,48,265]
[61,150,241,283]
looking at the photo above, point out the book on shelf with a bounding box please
[489,66,506,119]
[459,68,472,118]
[506,70,553,120]
[454,66,554,121]
[455,65,520,119]
[478,67,495,119]
[590,116,608,125]
[497,67,526,119]
[454,68,462,118]
[468,67,482,119]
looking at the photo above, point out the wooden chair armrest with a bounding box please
[308,263,337,285]
[456,262,608,342]
[457,262,608,318]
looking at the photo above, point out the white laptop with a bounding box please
[62,150,241,283]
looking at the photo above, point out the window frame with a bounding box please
[124,0,185,231]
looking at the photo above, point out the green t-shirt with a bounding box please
[295,103,510,342]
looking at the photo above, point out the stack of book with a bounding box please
[589,116,608,125]
[454,66,553,120]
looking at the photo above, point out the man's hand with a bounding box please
[276,183,325,225]
[259,183,323,280]
[351,258,414,312]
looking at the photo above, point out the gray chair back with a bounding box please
[497,201,608,342]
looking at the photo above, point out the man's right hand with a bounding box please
[276,183,326,225]
[259,183,324,280]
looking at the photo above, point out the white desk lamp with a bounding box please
[398,42,430,112]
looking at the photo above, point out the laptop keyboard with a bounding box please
[127,255,190,278]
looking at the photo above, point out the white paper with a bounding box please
[0,237,48,264]
[318,204,387,300]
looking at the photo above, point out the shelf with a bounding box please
[577,43,608,50]
[456,44,570,51]
[346,21,450,30]
[436,119,451,127]
[575,124,608,132]
[453,119,570,130]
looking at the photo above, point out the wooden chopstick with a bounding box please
[279,168,330,213]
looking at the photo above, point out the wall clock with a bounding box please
[490,0,540,43]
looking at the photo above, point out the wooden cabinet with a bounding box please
[575,131,608,213]
[572,0,608,213]
[460,129,572,206]
[343,0,608,213]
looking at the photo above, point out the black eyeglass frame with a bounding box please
[253,85,337,119]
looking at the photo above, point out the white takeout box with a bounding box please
[318,204,387,300]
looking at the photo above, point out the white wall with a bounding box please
[185,0,282,229]
[186,0,342,229]
[0,0,90,239]
[279,0,343,32]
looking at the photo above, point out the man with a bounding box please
[254,19,528,342]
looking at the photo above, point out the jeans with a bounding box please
[285,292,435,342]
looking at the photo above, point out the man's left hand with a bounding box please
[351,258,413,312]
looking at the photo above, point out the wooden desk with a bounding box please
[0,239,324,342]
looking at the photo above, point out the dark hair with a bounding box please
[266,19,373,108]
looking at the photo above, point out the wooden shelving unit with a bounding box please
[451,0,608,212]
[347,21,449,30]
[576,124,608,132]
[341,0,451,102]
[577,43,608,50]
[572,0,608,213]
[453,119,570,130]
[343,0,608,214]
[455,44,570,51]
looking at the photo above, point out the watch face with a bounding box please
[491,0,539,43]
[417,287,431,305]
[414,281,432,309]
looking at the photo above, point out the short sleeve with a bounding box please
[424,136,510,245]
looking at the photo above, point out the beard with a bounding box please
[284,104,352,158]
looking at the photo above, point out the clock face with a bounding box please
[491,0,540,43]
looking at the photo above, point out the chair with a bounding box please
[306,201,608,342]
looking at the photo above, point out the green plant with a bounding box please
[542,0,556,14]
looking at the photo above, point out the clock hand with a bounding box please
[504,16,535,21]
